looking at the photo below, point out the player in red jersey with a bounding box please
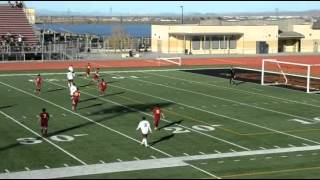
[72,88,81,112]
[39,108,50,137]
[93,68,100,82]
[99,78,108,96]
[35,74,42,95]
[152,105,165,130]
[85,63,91,78]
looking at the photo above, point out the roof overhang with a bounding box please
[169,32,243,36]
[278,31,305,39]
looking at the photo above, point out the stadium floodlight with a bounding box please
[261,59,320,93]
[156,57,182,66]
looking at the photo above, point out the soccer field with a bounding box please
[2,65,320,179]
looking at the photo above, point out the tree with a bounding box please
[109,25,130,52]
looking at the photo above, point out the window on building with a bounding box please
[211,36,220,49]
[229,35,237,49]
[203,36,210,49]
[192,36,201,50]
[220,36,227,49]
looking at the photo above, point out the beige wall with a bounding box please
[151,25,278,54]
[293,25,320,53]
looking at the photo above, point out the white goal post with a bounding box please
[261,59,320,93]
[156,57,182,66]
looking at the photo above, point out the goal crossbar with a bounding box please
[156,57,182,66]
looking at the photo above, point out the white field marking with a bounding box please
[274,146,281,148]
[22,116,26,119]
[259,147,266,150]
[52,79,251,151]
[217,161,224,164]
[250,158,256,160]
[312,153,318,155]
[0,67,229,77]
[104,80,320,146]
[127,74,315,122]
[230,149,237,152]
[0,81,173,158]
[99,160,106,164]
[183,153,190,156]
[4,145,320,179]
[199,152,206,155]
[150,156,157,159]
[265,157,272,159]
[234,159,240,162]
[201,162,208,165]
[289,144,295,147]
[62,113,66,117]
[4,169,9,173]
[116,159,123,162]
[25,167,30,171]
[145,70,320,109]
[280,155,288,158]
[215,150,222,154]
[188,164,221,179]
[63,164,69,167]
[296,154,303,157]
[44,166,50,169]
[134,157,140,160]
[0,111,87,165]
[73,134,88,137]
[303,143,310,146]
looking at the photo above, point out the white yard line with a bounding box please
[0,111,87,165]
[0,67,226,77]
[2,145,320,179]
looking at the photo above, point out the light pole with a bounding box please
[180,5,184,24]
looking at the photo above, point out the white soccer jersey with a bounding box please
[70,85,77,96]
[136,120,152,135]
[67,72,74,80]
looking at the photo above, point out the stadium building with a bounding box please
[151,19,320,55]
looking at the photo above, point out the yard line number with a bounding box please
[17,135,78,145]
[164,125,221,134]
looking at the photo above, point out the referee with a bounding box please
[229,66,236,85]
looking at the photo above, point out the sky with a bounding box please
[15,1,320,15]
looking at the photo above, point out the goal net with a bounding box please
[156,57,182,66]
[261,59,320,93]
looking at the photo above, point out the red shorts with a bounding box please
[100,87,106,92]
[41,120,48,128]
[72,99,79,105]
[36,84,41,89]
[154,117,160,126]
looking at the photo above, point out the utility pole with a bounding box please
[180,5,184,24]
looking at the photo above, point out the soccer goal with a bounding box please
[261,59,320,93]
[156,57,182,66]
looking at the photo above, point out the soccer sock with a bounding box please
[144,138,148,146]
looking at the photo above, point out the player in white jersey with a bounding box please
[68,65,75,78]
[69,83,77,97]
[67,70,74,88]
[136,117,152,147]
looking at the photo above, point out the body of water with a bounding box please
[34,23,151,37]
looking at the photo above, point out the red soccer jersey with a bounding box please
[36,77,42,85]
[86,65,91,72]
[93,71,99,80]
[72,91,80,104]
[153,107,161,119]
[99,81,107,90]
[40,112,49,121]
